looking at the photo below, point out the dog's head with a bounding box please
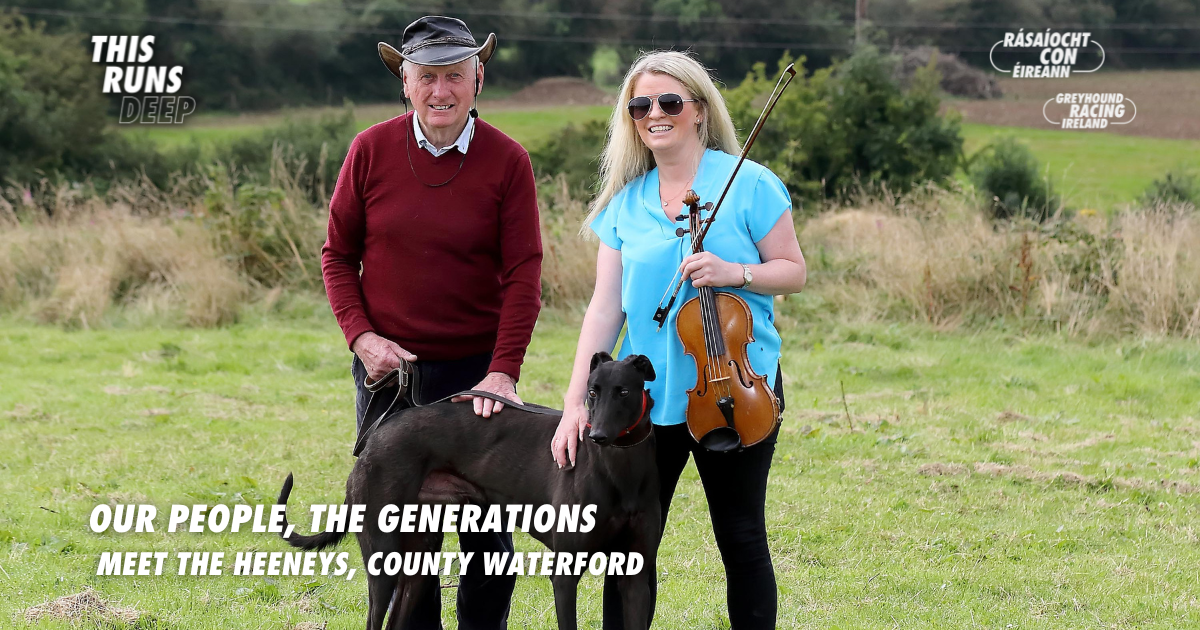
[585,352,655,445]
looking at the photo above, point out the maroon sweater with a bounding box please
[321,113,542,381]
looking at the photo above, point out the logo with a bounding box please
[90,35,196,124]
[1043,93,1136,130]
[990,30,1105,78]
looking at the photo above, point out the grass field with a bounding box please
[3,304,1199,628]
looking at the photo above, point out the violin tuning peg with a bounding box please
[702,202,713,211]
[675,214,687,221]
[675,228,689,237]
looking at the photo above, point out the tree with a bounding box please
[0,12,111,182]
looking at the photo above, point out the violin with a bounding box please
[676,191,778,451]
[653,63,798,452]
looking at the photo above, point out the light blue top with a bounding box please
[590,149,791,426]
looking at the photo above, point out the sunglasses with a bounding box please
[627,93,699,120]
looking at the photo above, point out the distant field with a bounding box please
[946,69,1200,209]
[948,69,1200,141]
[123,84,1200,210]
[960,123,1200,210]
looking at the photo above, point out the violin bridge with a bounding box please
[709,376,731,383]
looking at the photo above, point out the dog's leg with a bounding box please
[616,572,653,630]
[385,576,426,630]
[551,573,582,630]
[366,571,398,630]
[383,531,442,630]
[616,517,660,630]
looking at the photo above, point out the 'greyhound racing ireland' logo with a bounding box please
[1043,93,1136,130]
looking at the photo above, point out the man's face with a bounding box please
[403,58,482,133]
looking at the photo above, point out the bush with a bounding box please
[969,137,1060,222]
[215,107,356,202]
[1140,168,1199,208]
[199,153,327,290]
[724,47,963,206]
[528,119,607,203]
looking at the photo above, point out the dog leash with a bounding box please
[427,390,564,415]
[353,389,562,457]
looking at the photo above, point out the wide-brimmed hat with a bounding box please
[378,16,497,81]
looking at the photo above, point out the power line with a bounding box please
[10,7,846,49]
[12,6,1200,54]
[208,0,1200,31]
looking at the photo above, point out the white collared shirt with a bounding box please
[413,113,474,157]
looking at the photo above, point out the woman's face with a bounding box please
[629,73,703,156]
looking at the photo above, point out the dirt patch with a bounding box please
[996,410,1032,423]
[21,588,146,626]
[290,623,328,630]
[974,462,1035,477]
[1058,434,1116,451]
[970,462,1198,494]
[944,70,1200,140]
[918,462,968,476]
[505,77,613,107]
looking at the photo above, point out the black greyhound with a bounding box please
[278,352,661,630]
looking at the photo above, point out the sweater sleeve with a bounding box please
[488,148,544,381]
[321,135,375,349]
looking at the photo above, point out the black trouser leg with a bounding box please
[693,431,778,630]
[457,531,517,630]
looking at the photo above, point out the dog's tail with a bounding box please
[277,473,348,551]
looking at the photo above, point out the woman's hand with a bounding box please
[551,403,589,468]
[680,251,743,288]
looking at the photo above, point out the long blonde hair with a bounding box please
[583,51,740,234]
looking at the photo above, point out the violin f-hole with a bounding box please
[726,359,753,389]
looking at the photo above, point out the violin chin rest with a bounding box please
[699,427,742,452]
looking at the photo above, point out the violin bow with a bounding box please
[653,63,798,330]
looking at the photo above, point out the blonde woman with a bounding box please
[550,51,806,629]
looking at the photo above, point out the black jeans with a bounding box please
[603,367,784,630]
[352,352,517,630]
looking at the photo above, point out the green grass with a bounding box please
[961,123,1200,211]
[2,304,1199,628]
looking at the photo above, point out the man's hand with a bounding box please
[453,372,521,418]
[352,332,418,382]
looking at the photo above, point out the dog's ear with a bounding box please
[628,354,656,382]
[590,351,614,372]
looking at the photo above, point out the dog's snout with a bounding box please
[588,429,610,445]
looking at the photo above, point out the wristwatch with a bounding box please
[740,264,753,290]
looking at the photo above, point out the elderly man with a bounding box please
[320,15,541,629]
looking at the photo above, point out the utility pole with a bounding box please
[855,0,868,46]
